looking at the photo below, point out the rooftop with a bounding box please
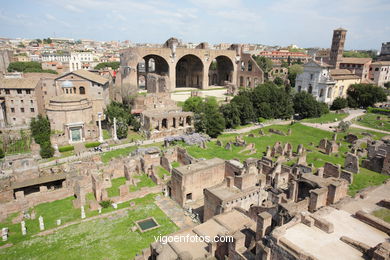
[339,57,372,64]
[281,207,387,260]
[0,78,40,89]
[173,158,225,176]
[56,69,108,85]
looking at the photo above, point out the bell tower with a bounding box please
[329,28,347,69]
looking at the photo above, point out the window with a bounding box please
[13,118,16,121]
[186,193,192,201]
[5,89,10,94]
[79,86,85,94]
[248,61,252,71]
[11,108,15,113]
[310,74,314,80]
[21,100,24,103]
[21,108,25,113]
[308,84,313,94]
[26,90,31,94]
[30,108,35,112]
[375,68,379,71]
[319,89,324,97]
[44,91,47,95]
[17,89,22,94]
[11,100,14,104]
[30,100,33,104]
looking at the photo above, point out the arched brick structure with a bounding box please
[118,39,264,94]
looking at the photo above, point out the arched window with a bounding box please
[308,84,313,94]
[327,88,332,98]
[241,61,245,71]
[319,89,324,97]
[79,86,85,95]
[240,76,244,86]
[248,61,252,71]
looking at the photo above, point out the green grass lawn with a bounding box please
[372,208,390,223]
[106,177,127,197]
[171,161,180,168]
[0,194,178,259]
[354,113,390,131]
[301,112,348,124]
[183,123,388,195]
[103,129,111,140]
[156,166,170,179]
[129,174,156,192]
[101,146,138,163]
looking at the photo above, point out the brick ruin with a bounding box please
[132,73,194,139]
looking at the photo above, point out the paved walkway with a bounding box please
[301,109,390,134]
[223,119,292,134]
[38,137,165,168]
[155,195,196,230]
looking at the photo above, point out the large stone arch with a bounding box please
[208,55,234,86]
[136,54,170,90]
[175,54,204,88]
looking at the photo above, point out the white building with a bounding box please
[369,61,390,87]
[295,60,360,104]
[41,52,70,62]
[70,52,94,71]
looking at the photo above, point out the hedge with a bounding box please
[58,145,74,153]
[85,142,101,148]
[367,107,390,116]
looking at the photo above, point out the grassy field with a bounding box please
[107,177,127,197]
[354,113,390,131]
[301,112,348,124]
[183,123,389,196]
[372,208,390,223]
[0,194,178,260]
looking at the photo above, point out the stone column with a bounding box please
[98,112,104,143]
[39,216,45,231]
[202,59,209,89]
[2,228,8,241]
[145,58,149,90]
[169,60,176,91]
[113,117,118,141]
[81,206,86,219]
[21,221,26,235]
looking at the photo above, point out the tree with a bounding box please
[184,96,225,138]
[384,82,390,89]
[252,56,273,79]
[30,115,54,158]
[347,83,387,108]
[94,62,120,70]
[183,96,204,114]
[231,94,256,124]
[330,97,348,110]
[220,103,241,129]
[288,64,303,88]
[36,39,42,44]
[104,101,139,136]
[203,97,225,138]
[287,56,291,66]
[30,115,51,145]
[40,141,54,158]
[273,76,284,86]
[116,118,129,139]
[293,91,328,119]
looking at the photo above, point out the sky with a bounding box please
[0,0,389,50]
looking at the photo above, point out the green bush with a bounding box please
[99,200,112,208]
[0,148,4,158]
[85,142,101,148]
[40,142,54,158]
[58,145,74,153]
[330,97,348,110]
[367,107,390,116]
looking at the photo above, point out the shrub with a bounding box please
[40,142,54,158]
[99,200,112,208]
[330,97,348,110]
[367,107,390,116]
[85,142,101,148]
[58,145,74,153]
[0,148,4,159]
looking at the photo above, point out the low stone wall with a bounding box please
[0,188,73,220]
[112,185,162,204]
[355,210,390,235]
